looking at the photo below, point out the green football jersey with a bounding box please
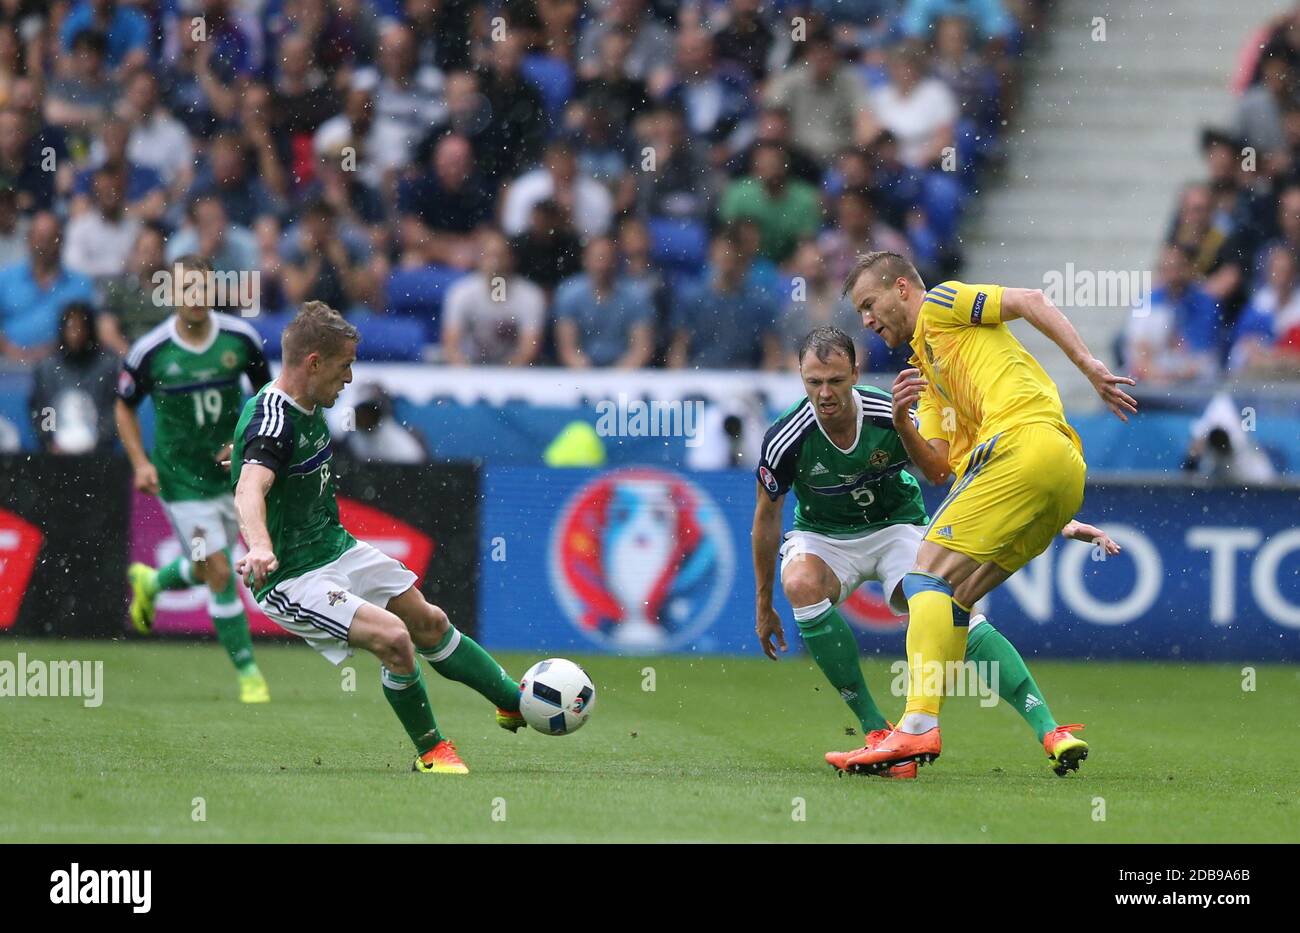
[756,386,928,538]
[119,313,271,502]
[231,383,355,598]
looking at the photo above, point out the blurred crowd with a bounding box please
[0,0,1043,384]
[1124,2,1300,386]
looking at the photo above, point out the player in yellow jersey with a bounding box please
[839,251,1137,773]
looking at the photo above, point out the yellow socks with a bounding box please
[901,572,970,719]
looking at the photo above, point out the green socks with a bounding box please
[794,600,889,733]
[209,589,257,675]
[207,550,258,675]
[155,556,192,592]
[965,619,1059,742]
[152,552,259,675]
[420,626,521,711]
[381,665,442,754]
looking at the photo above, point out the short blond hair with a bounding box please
[841,250,923,298]
[281,300,360,366]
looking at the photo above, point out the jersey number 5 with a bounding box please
[850,487,876,509]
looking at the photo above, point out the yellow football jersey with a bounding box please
[911,280,1081,477]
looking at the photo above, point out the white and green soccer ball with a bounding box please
[518,658,595,735]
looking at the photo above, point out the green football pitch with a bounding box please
[2,639,1296,842]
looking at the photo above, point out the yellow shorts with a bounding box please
[924,422,1085,572]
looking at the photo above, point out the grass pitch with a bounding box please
[2,639,1296,843]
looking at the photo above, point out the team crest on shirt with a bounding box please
[869,449,889,468]
[327,590,347,606]
[221,350,238,369]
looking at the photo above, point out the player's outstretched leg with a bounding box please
[387,588,525,732]
[127,554,195,634]
[782,556,915,779]
[846,569,969,773]
[350,601,466,774]
[964,614,1087,775]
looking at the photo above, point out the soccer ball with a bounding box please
[518,658,595,735]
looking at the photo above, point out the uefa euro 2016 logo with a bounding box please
[549,468,735,651]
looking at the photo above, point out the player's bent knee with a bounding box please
[782,568,834,609]
[389,588,449,640]
[379,624,416,673]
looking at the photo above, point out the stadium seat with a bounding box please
[920,171,966,244]
[384,265,468,343]
[346,311,427,362]
[647,217,709,275]
[250,309,294,359]
[521,54,576,122]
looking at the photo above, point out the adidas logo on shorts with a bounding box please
[936,525,954,539]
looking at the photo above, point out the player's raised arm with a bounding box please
[890,369,951,485]
[999,287,1138,422]
[752,480,787,660]
[234,463,278,588]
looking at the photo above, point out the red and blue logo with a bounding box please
[841,583,907,633]
[549,468,735,651]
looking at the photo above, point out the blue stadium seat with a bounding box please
[250,309,294,358]
[521,54,575,122]
[347,311,427,361]
[648,217,709,275]
[384,265,468,343]
[920,171,966,244]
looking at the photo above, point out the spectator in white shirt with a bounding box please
[315,84,408,196]
[441,229,547,366]
[501,138,614,239]
[117,69,194,200]
[871,44,958,169]
[62,165,140,280]
[350,23,446,171]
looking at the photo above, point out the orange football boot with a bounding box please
[844,726,941,773]
[413,739,469,774]
[826,727,918,779]
[1043,723,1088,776]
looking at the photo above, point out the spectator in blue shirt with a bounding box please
[554,236,655,368]
[73,117,165,223]
[0,212,95,362]
[902,0,1014,43]
[669,228,782,370]
[1125,244,1223,383]
[60,0,149,73]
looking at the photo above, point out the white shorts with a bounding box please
[779,524,924,615]
[257,541,418,665]
[164,495,240,558]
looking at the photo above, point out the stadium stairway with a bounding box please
[960,0,1278,407]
